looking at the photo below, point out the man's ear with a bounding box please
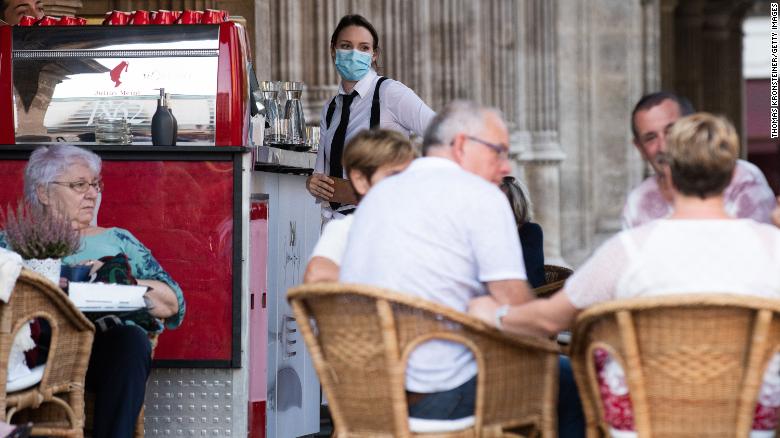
[35,184,50,206]
[451,133,467,164]
[348,169,371,196]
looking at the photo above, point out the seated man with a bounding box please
[304,129,415,283]
[622,91,775,228]
[341,101,585,428]
[470,113,780,436]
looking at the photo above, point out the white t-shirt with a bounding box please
[309,215,353,265]
[565,219,780,308]
[340,157,526,392]
[314,69,436,218]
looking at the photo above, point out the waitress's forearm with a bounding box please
[137,279,179,318]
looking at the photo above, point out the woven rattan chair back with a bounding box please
[288,283,560,438]
[570,294,780,438]
[1,269,95,437]
[532,265,574,298]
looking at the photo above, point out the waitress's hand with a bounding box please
[306,173,335,200]
[772,196,780,228]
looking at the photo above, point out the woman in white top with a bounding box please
[469,113,780,437]
[305,14,435,220]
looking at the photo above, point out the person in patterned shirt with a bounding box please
[621,91,776,229]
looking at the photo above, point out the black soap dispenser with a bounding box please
[152,88,177,146]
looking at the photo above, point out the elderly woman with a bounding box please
[470,113,780,436]
[1,144,185,438]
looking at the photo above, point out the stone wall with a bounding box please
[61,0,755,267]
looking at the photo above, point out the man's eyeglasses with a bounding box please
[465,136,510,160]
[50,180,104,194]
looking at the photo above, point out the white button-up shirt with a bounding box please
[314,70,436,218]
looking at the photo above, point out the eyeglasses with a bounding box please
[50,180,104,194]
[465,136,510,161]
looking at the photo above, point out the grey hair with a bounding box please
[24,145,102,208]
[500,176,534,224]
[422,100,503,155]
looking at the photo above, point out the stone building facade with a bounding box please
[64,0,758,266]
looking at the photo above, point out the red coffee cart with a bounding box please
[0,15,322,438]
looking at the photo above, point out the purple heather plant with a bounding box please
[3,200,81,260]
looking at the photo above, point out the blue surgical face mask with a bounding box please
[334,49,372,81]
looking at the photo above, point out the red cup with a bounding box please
[76,17,88,25]
[103,10,130,25]
[35,16,58,26]
[171,10,182,21]
[202,9,226,24]
[57,16,79,26]
[129,10,150,25]
[18,15,37,26]
[177,10,202,24]
[151,10,174,25]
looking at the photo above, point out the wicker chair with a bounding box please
[2,269,95,437]
[569,294,780,438]
[532,265,573,298]
[288,283,560,438]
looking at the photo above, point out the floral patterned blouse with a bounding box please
[1,227,186,332]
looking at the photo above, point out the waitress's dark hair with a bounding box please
[330,14,380,51]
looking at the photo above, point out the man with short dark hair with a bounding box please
[1,0,44,25]
[622,91,775,228]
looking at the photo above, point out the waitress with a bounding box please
[306,14,435,219]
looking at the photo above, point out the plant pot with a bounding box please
[23,258,62,286]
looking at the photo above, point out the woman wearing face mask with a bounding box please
[306,14,436,220]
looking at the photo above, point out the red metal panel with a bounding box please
[0,25,14,145]
[100,160,233,361]
[0,161,25,206]
[248,400,266,438]
[215,21,249,146]
[0,159,234,362]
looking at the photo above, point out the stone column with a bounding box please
[667,0,754,147]
[42,0,83,17]
[700,0,754,151]
[515,0,566,265]
[76,0,217,15]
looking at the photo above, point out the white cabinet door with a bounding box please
[257,172,321,438]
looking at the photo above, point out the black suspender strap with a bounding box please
[324,76,390,130]
[369,76,389,129]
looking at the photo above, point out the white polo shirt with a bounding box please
[340,157,526,393]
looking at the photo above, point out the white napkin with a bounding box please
[7,321,35,385]
[0,247,22,303]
